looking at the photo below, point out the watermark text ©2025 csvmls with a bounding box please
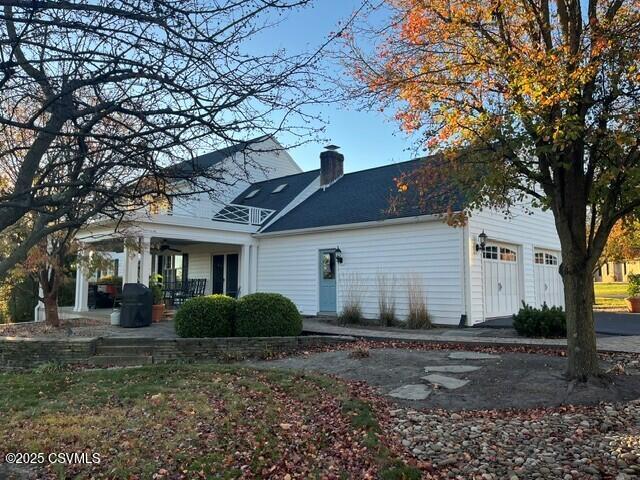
[4,452,101,465]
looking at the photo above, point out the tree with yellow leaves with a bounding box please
[348,0,640,379]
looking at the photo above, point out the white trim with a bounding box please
[255,213,452,238]
[461,224,472,325]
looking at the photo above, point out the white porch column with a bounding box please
[250,245,259,293]
[239,243,250,297]
[140,237,152,286]
[34,284,45,321]
[73,263,89,312]
[123,242,139,285]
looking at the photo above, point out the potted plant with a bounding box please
[150,274,165,322]
[626,273,640,313]
[97,275,122,295]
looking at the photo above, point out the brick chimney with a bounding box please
[320,145,344,188]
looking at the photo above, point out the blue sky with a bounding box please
[255,1,419,173]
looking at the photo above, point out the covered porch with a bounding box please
[72,219,259,314]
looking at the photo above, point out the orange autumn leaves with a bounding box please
[366,0,640,153]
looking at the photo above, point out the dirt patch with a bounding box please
[249,348,640,411]
[0,318,112,338]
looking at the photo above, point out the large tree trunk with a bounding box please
[561,267,600,379]
[43,292,60,327]
[39,267,61,327]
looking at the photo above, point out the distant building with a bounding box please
[595,260,640,283]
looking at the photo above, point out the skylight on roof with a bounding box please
[244,188,260,199]
[272,183,288,193]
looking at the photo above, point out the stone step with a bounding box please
[89,355,153,367]
[95,345,155,356]
[99,337,159,346]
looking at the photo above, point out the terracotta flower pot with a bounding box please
[152,304,165,323]
[626,297,640,313]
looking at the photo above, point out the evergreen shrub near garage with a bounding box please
[174,295,236,338]
[512,302,567,338]
[235,293,302,337]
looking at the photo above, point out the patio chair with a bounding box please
[163,281,180,306]
[173,279,193,307]
[195,278,207,297]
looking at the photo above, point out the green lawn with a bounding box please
[0,364,419,480]
[594,282,628,297]
[594,282,628,309]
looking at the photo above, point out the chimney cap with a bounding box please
[324,144,340,151]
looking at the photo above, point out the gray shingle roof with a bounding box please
[167,135,270,177]
[231,169,320,214]
[260,157,464,233]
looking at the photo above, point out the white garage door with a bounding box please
[534,249,564,308]
[482,243,522,318]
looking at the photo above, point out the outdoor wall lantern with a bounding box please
[475,231,488,252]
[335,246,343,263]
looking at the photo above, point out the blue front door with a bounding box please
[319,250,337,313]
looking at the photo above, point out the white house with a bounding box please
[71,137,564,326]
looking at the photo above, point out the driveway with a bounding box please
[478,311,640,336]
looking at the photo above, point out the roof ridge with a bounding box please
[340,155,430,177]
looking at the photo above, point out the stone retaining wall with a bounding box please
[0,337,97,369]
[150,335,353,363]
[0,335,354,369]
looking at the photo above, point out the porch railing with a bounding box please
[212,204,275,226]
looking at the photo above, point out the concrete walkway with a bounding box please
[302,318,640,354]
[479,311,640,336]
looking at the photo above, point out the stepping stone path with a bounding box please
[422,373,470,390]
[424,365,481,373]
[386,351,501,400]
[387,384,431,400]
[448,351,501,360]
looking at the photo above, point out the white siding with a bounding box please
[257,221,465,325]
[467,203,561,324]
[171,137,302,218]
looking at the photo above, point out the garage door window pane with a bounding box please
[545,253,558,265]
[500,247,517,262]
[535,252,544,264]
[483,246,498,259]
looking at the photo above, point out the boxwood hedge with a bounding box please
[235,292,302,337]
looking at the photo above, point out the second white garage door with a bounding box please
[482,243,522,318]
[534,249,564,308]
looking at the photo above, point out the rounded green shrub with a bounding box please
[174,295,236,338]
[512,302,566,338]
[235,293,302,337]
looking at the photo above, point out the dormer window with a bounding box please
[244,188,260,199]
[272,183,288,193]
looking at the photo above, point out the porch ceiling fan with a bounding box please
[153,239,182,254]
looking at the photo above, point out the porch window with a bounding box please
[163,254,189,284]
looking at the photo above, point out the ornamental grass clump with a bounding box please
[406,273,431,329]
[339,272,366,324]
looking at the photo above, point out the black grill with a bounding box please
[120,283,152,328]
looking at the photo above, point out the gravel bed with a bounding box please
[392,401,640,479]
